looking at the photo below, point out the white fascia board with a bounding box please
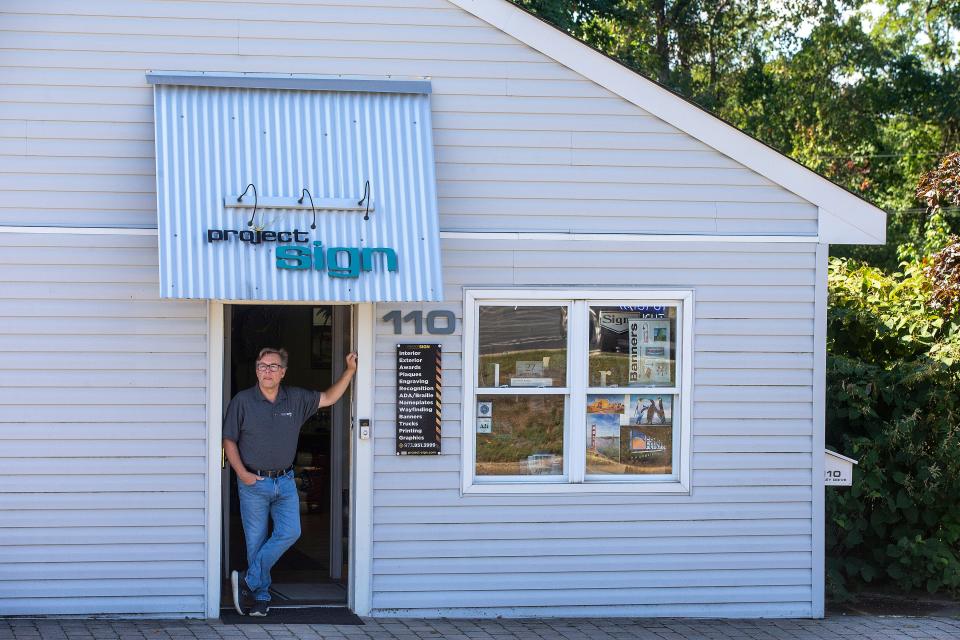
[447,0,887,246]
[819,207,887,245]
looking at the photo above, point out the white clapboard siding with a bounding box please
[0,544,205,563]
[0,233,208,617]
[0,0,825,620]
[374,568,813,591]
[373,585,813,608]
[371,239,816,617]
[0,561,205,581]
[374,551,814,575]
[0,0,817,233]
[0,596,205,617]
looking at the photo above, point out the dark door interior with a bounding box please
[222,304,351,607]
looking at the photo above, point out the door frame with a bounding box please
[204,300,375,618]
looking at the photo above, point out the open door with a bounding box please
[221,304,353,608]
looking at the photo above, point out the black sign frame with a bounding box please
[396,343,442,455]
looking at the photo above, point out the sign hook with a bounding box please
[238,183,259,228]
[297,188,317,229]
[358,180,372,221]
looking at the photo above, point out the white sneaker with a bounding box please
[230,570,251,616]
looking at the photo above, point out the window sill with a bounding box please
[462,480,690,496]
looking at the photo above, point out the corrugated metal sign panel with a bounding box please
[152,81,442,301]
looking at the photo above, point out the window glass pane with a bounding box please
[586,393,674,475]
[478,306,567,387]
[589,306,677,388]
[475,394,564,476]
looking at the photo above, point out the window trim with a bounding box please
[462,288,694,496]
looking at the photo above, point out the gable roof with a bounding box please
[447,0,887,244]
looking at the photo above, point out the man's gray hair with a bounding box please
[257,347,289,368]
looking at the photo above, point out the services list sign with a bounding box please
[396,344,442,455]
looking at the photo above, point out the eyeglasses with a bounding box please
[256,363,284,372]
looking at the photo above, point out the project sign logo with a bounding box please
[205,228,399,279]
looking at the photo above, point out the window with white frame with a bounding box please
[463,289,692,493]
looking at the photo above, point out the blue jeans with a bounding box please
[237,471,301,602]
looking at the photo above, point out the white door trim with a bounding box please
[206,301,372,617]
[349,303,375,615]
[205,301,225,619]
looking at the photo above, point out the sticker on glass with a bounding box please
[476,417,492,434]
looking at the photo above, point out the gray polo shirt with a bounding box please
[222,384,321,471]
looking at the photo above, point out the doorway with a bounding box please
[221,304,352,608]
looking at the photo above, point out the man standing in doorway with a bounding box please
[223,347,357,617]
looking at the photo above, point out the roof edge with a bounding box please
[825,449,859,465]
[447,0,887,245]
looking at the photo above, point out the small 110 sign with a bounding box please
[382,309,456,335]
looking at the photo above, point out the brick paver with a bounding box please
[2,616,960,640]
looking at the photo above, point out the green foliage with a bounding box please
[926,237,960,315]
[917,152,960,210]
[897,210,954,265]
[826,253,960,598]
[509,0,960,268]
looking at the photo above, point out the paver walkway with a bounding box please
[2,615,960,640]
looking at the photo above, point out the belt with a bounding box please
[245,465,293,478]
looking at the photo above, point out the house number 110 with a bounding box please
[382,310,456,335]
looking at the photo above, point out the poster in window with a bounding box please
[622,394,673,474]
[628,319,672,385]
[588,413,621,465]
[586,394,625,414]
[626,395,672,426]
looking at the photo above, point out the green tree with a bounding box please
[826,154,960,598]
[510,0,960,270]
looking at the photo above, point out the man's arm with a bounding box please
[318,352,358,408]
[223,438,260,485]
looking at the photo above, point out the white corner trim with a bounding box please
[205,301,225,619]
[350,303,376,616]
[812,244,828,618]
[446,0,886,245]
[678,289,694,495]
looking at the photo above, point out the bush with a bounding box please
[826,253,960,599]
